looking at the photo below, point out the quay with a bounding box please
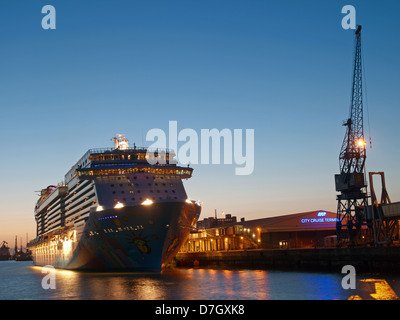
[175,246,400,274]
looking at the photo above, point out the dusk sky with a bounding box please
[0,0,399,247]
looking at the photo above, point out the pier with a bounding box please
[176,247,400,274]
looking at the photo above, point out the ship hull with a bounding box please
[29,201,200,271]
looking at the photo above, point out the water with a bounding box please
[1,260,399,300]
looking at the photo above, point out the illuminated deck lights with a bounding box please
[141,199,153,206]
[114,202,124,209]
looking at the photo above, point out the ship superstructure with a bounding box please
[28,135,201,270]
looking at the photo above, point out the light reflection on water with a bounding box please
[1,261,400,300]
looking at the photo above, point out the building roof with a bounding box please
[238,210,338,232]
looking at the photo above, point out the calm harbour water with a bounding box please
[0,260,399,300]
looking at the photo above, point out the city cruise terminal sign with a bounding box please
[300,211,339,224]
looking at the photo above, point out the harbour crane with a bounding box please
[335,25,368,245]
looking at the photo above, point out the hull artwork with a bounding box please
[30,201,200,270]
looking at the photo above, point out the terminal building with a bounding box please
[179,210,340,253]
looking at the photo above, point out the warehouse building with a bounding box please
[180,210,339,252]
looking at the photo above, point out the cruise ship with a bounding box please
[28,135,201,270]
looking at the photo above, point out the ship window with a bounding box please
[112,191,116,194]
[131,197,135,200]
[165,190,168,193]
[137,190,141,193]
[121,191,124,194]
[111,184,114,187]
[120,184,123,187]
[157,190,160,193]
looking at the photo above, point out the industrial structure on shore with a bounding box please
[333,25,400,246]
[179,210,340,253]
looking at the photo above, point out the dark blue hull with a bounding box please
[30,201,201,270]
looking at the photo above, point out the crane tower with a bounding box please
[335,25,368,245]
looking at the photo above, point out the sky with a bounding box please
[0,0,399,247]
